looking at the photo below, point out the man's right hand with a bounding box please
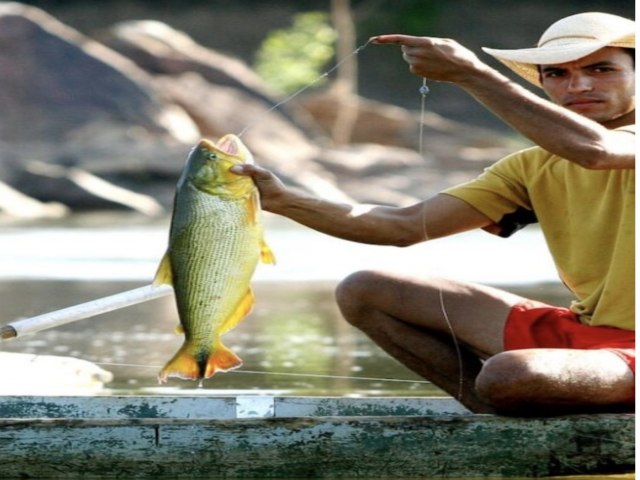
[230,164,288,213]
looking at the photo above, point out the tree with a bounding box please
[329,0,359,145]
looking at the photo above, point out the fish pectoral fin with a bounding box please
[219,288,255,335]
[152,251,173,286]
[204,340,243,378]
[260,238,276,265]
[245,191,259,226]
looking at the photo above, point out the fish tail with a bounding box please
[204,340,243,378]
[157,340,243,384]
[157,342,201,384]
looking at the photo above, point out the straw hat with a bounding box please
[482,12,635,87]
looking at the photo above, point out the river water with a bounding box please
[0,214,626,480]
[0,212,572,397]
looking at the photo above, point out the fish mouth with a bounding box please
[216,135,241,155]
[198,135,242,156]
[197,134,253,166]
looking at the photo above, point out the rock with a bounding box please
[101,20,322,137]
[302,92,418,148]
[0,2,199,215]
[0,180,68,220]
[317,143,429,176]
[0,3,199,144]
[302,90,518,171]
[316,143,480,205]
[104,19,514,206]
[0,4,523,218]
[0,352,113,395]
[101,20,354,203]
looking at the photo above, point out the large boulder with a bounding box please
[0,3,520,218]
[100,20,517,206]
[0,2,198,214]
[101,20,351,203]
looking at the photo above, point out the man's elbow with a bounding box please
[570,143,635,170]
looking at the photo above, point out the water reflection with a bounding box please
[0,279,571,396]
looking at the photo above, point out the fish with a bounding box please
[154,134,275,383]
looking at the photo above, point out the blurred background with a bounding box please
[0,0,632,395]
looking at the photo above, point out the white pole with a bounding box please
[0,284,173,340]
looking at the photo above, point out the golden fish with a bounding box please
[154,134,274,383]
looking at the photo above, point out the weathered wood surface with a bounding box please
[0,395,471,419]
[0,396,633,478]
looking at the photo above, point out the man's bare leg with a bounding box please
[476,348,635,415]
[340,311,497,412]
[335,270,523,412]
[335,270,635,415]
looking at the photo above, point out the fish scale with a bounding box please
[154,135,274,383]
[171,189,258,341]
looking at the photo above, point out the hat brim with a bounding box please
[483,35,635,87]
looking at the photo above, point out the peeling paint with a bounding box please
[0,396,633,478]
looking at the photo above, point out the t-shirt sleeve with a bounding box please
[442,148,540,238]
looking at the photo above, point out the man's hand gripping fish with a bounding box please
[154,134,275,383]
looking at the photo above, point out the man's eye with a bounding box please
[592,67,614,73]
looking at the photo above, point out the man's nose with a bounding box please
[567,73,594,92]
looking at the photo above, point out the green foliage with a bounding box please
[254,12,337,94]
[358,0,441,38]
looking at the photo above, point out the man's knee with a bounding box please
[475,351,534,407]
[476,349,636,414]
[335,270,380,328]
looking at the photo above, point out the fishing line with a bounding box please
[417,78,464,402]
[439,288,464,401]
[237,38,375,139]
[418,78,430,157]
[95,361,431,385]
[233,369,431,385]
[420,200,464,402]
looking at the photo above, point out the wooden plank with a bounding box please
[0,395,237,419]
[0,414,633,478]
[274,396,471,417]
[0,396,632,477]
[0,395,467,419]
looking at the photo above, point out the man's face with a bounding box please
[540,47,635,124]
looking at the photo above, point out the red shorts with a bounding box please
[504,301,635,374]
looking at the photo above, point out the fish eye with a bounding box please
[207,152,217,160]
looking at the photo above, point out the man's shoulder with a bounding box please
[488,145,555,175]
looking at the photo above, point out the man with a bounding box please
[233,12,635,415]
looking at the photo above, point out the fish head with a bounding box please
[181,134,255,197]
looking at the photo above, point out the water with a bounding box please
[0,212,561,284]
[0,213,572,396]
[0,215,620,480]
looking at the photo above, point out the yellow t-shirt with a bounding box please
[443,136,635,331]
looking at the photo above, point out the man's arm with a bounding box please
[374,35,635,169]
[232,164,493,245]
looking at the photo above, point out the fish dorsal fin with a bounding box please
[152,252,173,286]
[219,288,255,335]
